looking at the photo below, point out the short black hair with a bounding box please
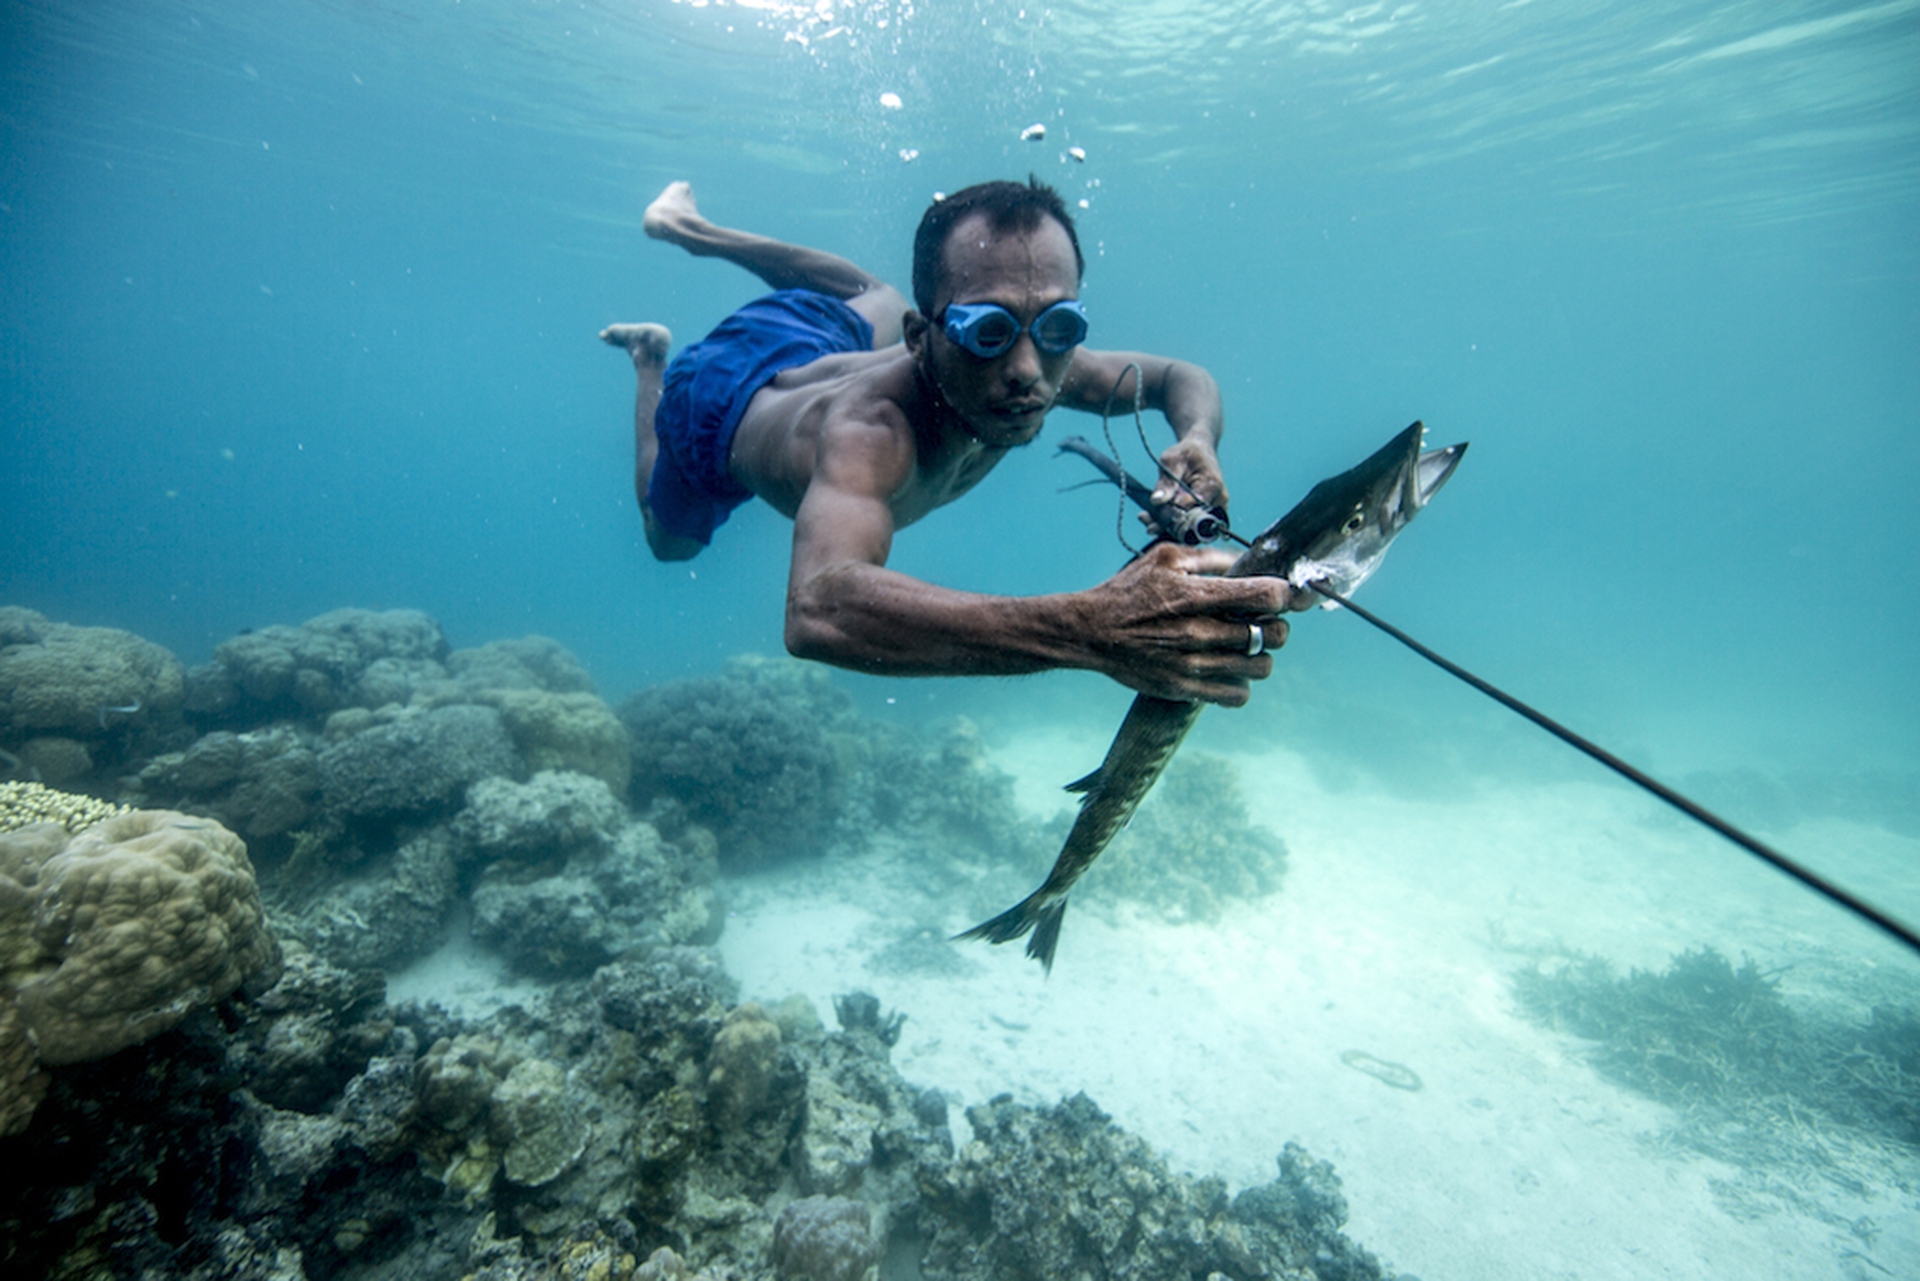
[911,176,1085,315]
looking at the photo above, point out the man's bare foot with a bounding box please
[642,181,704,244]
[599,322,671,366]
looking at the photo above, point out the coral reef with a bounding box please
[291,826,460,972]
[461,772,720,978]
[128,726,321,839]
[184,607,450,720]
[446,634,598,697]
[620,655,856,869]
[771,1195,876,1281]
[471,688,632,795]
[492,1057,592,1187]
[0,807,280,1134]
[0,608,189,788]
[317,703,520,825]
[918,1093,1387,1281]
[1515,946,1920,1172]
[705,1002,782,1129]
[457,770,629,864]
[0,607,1403,1281]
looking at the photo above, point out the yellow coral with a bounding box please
[0,781,129,835]
[0,809,281,1134]
[16,811,281,1065]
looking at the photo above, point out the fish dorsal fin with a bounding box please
[1064,767,1103,794]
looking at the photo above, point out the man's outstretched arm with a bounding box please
[1059,350,1229,515]
[781,411,1290,706]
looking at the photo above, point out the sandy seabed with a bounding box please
[719,728,1920,1281]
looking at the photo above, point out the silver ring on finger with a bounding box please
[1247,623,1265,657]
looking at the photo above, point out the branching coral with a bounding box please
[0,781,130,834]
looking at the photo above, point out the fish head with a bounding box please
[1230,421,1466,605]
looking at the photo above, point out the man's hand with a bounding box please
[1076,542,1290,706]
[1150,434,1227,509]
[1141,435,1229,542]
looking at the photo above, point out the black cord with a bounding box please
[1310,578,1920,958]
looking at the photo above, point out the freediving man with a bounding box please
[602,177,1295,707]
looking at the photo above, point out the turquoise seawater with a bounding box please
[4,4,1919,1264]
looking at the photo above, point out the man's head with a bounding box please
[905,178,1087,448]
[911,177,1084,316]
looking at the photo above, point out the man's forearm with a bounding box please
[785,560,1087,677]
[1158,359,1224,450]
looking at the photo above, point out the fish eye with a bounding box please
[1343,512,1364,533]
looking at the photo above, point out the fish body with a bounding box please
[957,421,1466,971]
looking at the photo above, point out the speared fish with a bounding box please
[957,422,1467,971]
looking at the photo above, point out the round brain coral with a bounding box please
[12,810,281,1066]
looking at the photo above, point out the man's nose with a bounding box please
[999,332,1042,387]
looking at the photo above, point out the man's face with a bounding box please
[916,212,1081,448]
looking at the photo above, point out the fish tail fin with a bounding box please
[1024,899,1068,974]
[953,893,1071,974]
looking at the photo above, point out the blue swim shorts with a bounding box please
[647,288,875,546]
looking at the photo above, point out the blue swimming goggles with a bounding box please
[941,299,1089,359]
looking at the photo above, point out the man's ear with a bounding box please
[902,309,929,356]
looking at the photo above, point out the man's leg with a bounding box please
[644,181,907,346]
[599,322,702,562]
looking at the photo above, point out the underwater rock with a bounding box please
[592,951,734,1082]
[706,1002,782,1128]
[785,1014,956,1247]
[771,1195,878,1281]
[853,716,1036,856]
[619,654,854,869]
[491,1057,592,1187]
[129,725,321,839]
[0,607,185,741]
[457,769,627,866]
[318,703,519,824]
[255,1104,352,1201]
[600,819,721,951]
[465,805,717,978]
[0,1009,272,1280]
[632,1245,729,1280]
[798,1061,884,1196]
